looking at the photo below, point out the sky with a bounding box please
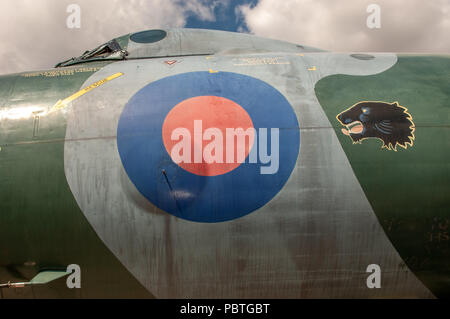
[0,0,448,74]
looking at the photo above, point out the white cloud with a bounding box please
[1,0,448,75]
[0,0,216,74]
[238,0,450,53]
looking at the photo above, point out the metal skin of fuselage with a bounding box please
[0,29,448,299]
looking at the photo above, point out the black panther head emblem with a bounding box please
[336,101,415,151]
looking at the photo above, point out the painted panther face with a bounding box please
[337,101,415,151]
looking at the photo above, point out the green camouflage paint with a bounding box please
[0,63,153,298]
[315,55,450,298]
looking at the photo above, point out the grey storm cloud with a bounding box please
[0,0,448,75]
[238,0,450,53]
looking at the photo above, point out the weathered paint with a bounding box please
[64,50,432,298]
[315,55,450,298]
[0,29,447,298]
[0,63,153,298]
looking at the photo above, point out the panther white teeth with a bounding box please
[342,121,364,135]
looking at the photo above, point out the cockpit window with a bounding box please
[55,37,128,68]
[130,30,167,43]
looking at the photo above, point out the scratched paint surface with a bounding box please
[64,43,433,298]
[0,28,446,298]
[315,55,450,298]
[0,63,153,298]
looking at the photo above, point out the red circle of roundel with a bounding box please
[162,96,255,176]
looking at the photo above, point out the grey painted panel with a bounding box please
[64,49,433,298]
[127,28,322,60]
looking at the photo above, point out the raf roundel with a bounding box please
[117,72,300,223]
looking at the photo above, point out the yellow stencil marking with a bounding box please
[308,66,317,71]
[209,69,219,74]
[52,72,124,111]
[21,67,101,78]
[233,57,290,66]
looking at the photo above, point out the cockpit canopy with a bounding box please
[55,34,129,67]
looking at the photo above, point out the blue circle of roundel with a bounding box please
[117,72,300,223]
